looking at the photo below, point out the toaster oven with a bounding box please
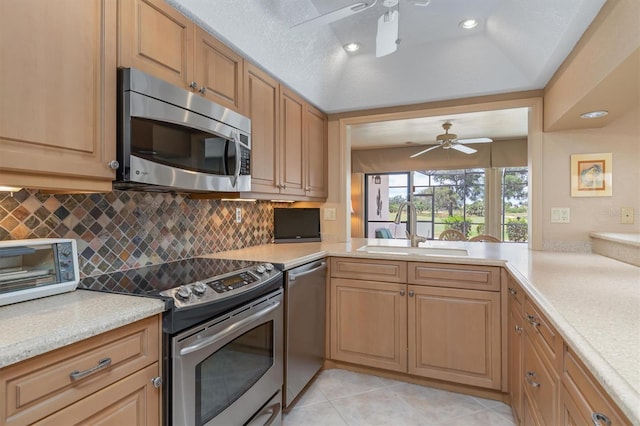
[0,239,79,307]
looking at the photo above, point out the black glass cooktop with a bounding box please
[78,257,265,299]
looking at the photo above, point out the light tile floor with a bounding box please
[283,369,516,426]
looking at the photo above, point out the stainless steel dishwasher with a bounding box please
[284,259,327,408]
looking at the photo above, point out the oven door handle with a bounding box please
[179,301,281,356]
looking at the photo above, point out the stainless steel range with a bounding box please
[79,257,284,426]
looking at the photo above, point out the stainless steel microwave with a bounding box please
[114,68,251,193]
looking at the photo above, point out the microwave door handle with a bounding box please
[230,132,241,188]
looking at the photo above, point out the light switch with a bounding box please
[551,208,570,224]
[621,207,634,224]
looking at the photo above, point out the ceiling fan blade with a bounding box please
[376,9,399,57]
[290,1,376,30]
[457,137,493,144]
[409,144,440,158]
[450,144,478,154]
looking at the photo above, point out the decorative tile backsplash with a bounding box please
[0,190,279,277]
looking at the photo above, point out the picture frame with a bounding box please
[570,153,612,197]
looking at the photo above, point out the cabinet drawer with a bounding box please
[562,347,631,425]
[523,332,558,426]
[34,362,160,426]
[523,298,562,369]
[507,275,524,310]
[408,262,500,291]
[1,315,160,426]
[330,257,407,283]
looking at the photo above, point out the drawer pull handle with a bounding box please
[526,314,540,327]
[514,325,523,333]
[525,371,540,388]
[70,358,112,381]
[508,287,517,296]
[592,413,612,426]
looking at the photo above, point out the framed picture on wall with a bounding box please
[570,153,612,197]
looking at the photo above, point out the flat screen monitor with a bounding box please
[273,208,321,243]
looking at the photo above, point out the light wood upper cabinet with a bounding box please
[118,0,194,89]
[408,285,501,389]
[304,103,328,198]
[280,87,306,196]
[0,0,117,192]
[195,27,244,112]
[118,0,244,113]
[245,64,280,194]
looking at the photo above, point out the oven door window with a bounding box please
[196,321,274,426]
[130,117,236,176]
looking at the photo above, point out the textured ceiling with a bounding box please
[170,0,605,114]
[168,0,605,148]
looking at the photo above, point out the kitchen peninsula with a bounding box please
[206,239,640,424]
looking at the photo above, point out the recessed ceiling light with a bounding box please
[344,42,361,52]
[459,19,479,29]
[580,110,609,119]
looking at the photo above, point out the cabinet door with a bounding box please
[245,63,280,194]
[279,88,305,196]
[34,363,160,426]
[0,0,116,192]
[195,27,243,112]
[509,305,524,424]
[118,0,193,89]
[330,278,407,372]
[408,285,501,389]
[304,104,327,198]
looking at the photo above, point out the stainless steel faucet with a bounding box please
[393,201,427,247]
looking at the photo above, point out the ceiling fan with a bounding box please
[291,0,431,57]
[409,122,493,158]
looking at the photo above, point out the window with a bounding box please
[364,168,528,242]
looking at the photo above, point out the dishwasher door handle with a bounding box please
[289,261,327,281]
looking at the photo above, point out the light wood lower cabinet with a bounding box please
[329,258,501,390]
[0,0,117,192]
[0,315,161,425]
[330,278,407,372]
[408,285,501,389]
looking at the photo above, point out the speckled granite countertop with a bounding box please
[0,290,165,368]
[206,238,640,423]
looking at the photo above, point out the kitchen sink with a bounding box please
[356,245,469,256]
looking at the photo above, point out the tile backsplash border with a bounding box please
[0,190,280,277]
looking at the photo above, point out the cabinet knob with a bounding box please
[408,290,415,297]
[400,290,405,296]
[108,160,119,170]
[525,371,540,388]
[189,81,198,90]
[592,413,612,426]
[526,313,540,328]
[305,187,311,191]
[514,325,523,333]
[151,376,163,389]
[281,183,287,189]
[199,86,207,94]
[508,287,517,296]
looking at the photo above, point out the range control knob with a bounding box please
[264,263,274,272]
[176,286,192,300]
[255,265,266,274]
[193,281,207,296]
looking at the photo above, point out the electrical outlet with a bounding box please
[551,207,570,224]
[324,207,336,221]
[621,207,634,224]
[235,207,242,223]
